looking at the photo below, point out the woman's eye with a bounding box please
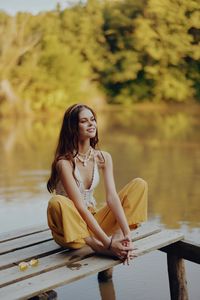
[80,118,95,123]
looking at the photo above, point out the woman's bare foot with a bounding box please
[84,236,116,258]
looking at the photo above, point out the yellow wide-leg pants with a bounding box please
[47,178,148,249]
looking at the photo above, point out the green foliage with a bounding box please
[100,0,145,103]
[0,0,199,114]
[133,0,200,102]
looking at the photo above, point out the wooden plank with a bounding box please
[0,241,62,270]
[0,222,157,244]
[130,223,161,241]
[167,254,189,300]
[0,224,160,270]
[134,230,184,257]
[0,224,49,243]
[160,239,200,264]
[0,256,116,300]
[0,231,53,255]
[0,248,92,288]
[0,225,160,287]
[0,230,184,300]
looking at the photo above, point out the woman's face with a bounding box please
[78,108,97,140]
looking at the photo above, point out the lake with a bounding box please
[0,105,199,299]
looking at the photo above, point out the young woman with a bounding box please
[47,104,148,265]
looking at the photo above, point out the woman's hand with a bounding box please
[121,235,137,265]
[110,236,134,262]
[110,235,137,265]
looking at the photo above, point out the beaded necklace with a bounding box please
[76,147,93,167]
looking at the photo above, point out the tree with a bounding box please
[100,0,147,103]
[0,12,41,114]
[133,0,200,102]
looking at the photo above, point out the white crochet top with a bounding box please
[55,157,99,208]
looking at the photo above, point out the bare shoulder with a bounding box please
[56,159,72,173]
[94,150,112,169]
[101,151,112,161]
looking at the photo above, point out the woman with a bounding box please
[47,104,148,265]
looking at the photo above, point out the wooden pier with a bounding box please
[0,223,199,300]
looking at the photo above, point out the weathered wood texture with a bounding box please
[0,240,61,270]
[0,225,160,287]
[0,231,52,255]
[167,254,189,300]
[0,224,160,270]
[98,268,113,282]
[161,240,200,264]
[0,227,184,300]
[0,225,48,243]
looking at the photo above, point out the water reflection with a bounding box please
[0,107,200,230]
[98,279,116,300]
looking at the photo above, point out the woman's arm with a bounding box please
[56,159,111,248]
[101,152,131,237]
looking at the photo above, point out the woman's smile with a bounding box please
[87,127,96,133]
[78,108,97,138]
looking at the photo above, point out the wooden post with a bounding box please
[167,254,188,300]
[98,268,113,282]
[98,277,116,300]
[161,239,200,264]
[28,290,57,300]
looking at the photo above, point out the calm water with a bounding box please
[0,106,199,299]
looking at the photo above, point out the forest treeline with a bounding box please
[0,0,200,115]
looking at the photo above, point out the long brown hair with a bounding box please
[47,104,99,193]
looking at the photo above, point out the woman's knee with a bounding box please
[131,177,148,190]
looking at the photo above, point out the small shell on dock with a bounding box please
[29,259,39,267]
[18,262,29,271]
